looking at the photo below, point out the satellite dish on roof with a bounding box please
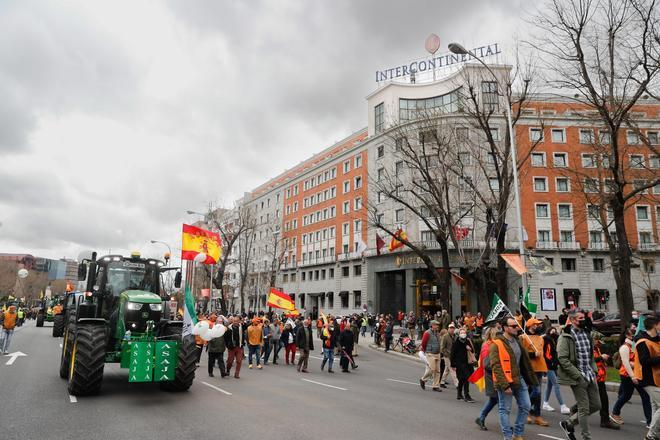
[425,34,441,55]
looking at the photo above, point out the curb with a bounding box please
[367,344,620,392]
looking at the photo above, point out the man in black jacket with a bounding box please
[636,315,660,440]
[296,317,314,373]
[208,317,228,378]
[340,321,356,372]
[224,316,246,379]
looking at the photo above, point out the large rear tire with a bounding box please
[67,324,106,396]
[59,326,74,378]
[159,326,196,392]
[52,314,65,337]
[36,314,44,327]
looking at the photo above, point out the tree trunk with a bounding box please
[612,197,634,323]
[212,264,228,315]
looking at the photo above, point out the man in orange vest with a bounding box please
[634,315,660,440]
[489,316,538,440]
[1,306,18,354]
[521,318,549,427]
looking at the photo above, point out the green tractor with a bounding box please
[36,297,63,328]
[59,251,195,396]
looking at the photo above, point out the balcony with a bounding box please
[588,241,608,251]
[558,241,581,250]
[639,242,657,252]
[535,241,558,250]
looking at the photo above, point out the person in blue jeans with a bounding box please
[543,327,571,414]
[475,326,499,430]
[320,321,338,373]
[261,319,272,365]
[489,316,538,440]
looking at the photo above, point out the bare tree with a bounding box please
[529,0,660,321]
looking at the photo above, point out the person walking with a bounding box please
[296,317,313,373]
[543,326,571,414]
[207,317,227,378]
[261,318,272,365]
[1,306,18,354]
[557,309,601,440]
[452,327,476,402]
[16,308,24,327]
[633,315,660,440]
[521,318,549,427]
[592,332,620,430]
[475,326,498,430]
[351,318,360,357]
[270,318,282,365]
[281,321,296,365]
[440,309,451,330]
[419,320,442,392]
[490,316,536,440]
[360,315,368,338]
[320,320,338,373]
[247,317,263,369]
[610,325,652,426]
[384,319,394,352]
[224,316,245,379]
[440,323,458,388]
[407,313,417,341]
[339,321,356,372]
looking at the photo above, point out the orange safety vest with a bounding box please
[634,338,660,386]
[620,342,634,377]
[2,311,17,330]
[492,338,514,384]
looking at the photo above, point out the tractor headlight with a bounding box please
[127,302,142,311]
[149,303,162,311]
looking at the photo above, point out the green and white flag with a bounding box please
[485,293,511,324]
[182,283,198,337]
[523,287,538,316]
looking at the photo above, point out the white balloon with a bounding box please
[193,253,207,263]
[17,269,28,279]
[192,320,213,341]
[208,323,226,339]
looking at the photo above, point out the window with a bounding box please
[458,151,471,166]
[395,208,404,222]
[534,177,548,192]
[536,204,549,218]
[343,201,350,214]
[342,266,350,277]
[377,167,384,181]
[553,153,568,167]
[530,127,543,142]
[293,201,298,212]
[538,230,551,242]
[637,206,649,220]
[648,131,659,145]
[551,129,565,143]
[395,161,404,176]
[354,220,362,232]
[654,182,660,195]
[459,203,473,218]
[556,177,569,192]
[593,258,605,272]
[342,223,349,235]
[395,137,403,151]
[398,89,461,121]
[558,204,572,219]
[634,179,648,194]
[354,176,362,189]
[560,230,573,242]
[487,152,498,165]
[639,232,652,244]
[643,260,655,274]
[354,265,362,276]
[531,153,546,167]
[301,271,306,281]
[354,291,362,308]
[482,81,499,112]
[650,156,660,169]
[589,231,603,243]
[343,160,351,174]
[355,155,362,168]
[630,155,645,168]
[561,258,577,272]
[627,131,640,145]
[456,127,469,141]
[581,154,596,168]
[579,129,594,144]
[490,128,500,141]
[489,178,500,191]
[584,178,599,193]
[343,181,350,193]
[374,102,384,134]
[421,230,434,241]
[377,191,384,203]
[354,197,362,210]
[377,145,384,158]
[587,205,600,219]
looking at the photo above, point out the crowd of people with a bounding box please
[411,308,659,440]
[194,311,361,379]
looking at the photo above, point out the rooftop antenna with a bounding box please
[425,33,441,81]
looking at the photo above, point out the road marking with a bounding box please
[301,378,347,391]
[5,351,27,365]
[201,381,232,395]
[387,378,419,385]
[69,395,77,403]
[538,435,564,440]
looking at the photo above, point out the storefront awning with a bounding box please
[500,253,528,275]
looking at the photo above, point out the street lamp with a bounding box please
[449,42,528,295]
[150,240,172,263]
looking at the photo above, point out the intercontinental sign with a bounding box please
[375,42,502,83]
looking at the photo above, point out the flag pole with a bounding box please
[507,310,539,356]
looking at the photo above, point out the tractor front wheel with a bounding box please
[67,324,106,396]
[160,326,196,392]
[36,314,44,327]
[52,314,65,337]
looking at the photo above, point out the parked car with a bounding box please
[592,311,653,336]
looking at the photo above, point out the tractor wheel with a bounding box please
[160,326,196,392]
[59,326,74,379]
[67,323,107,396]
[52,314,65,337]
[36,314,44,327]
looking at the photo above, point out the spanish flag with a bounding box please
[181,224,222,264]
[388,228,407,252]
[468,352,486,392]
[267,287,296,311]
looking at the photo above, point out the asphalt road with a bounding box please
[0,321,650,440]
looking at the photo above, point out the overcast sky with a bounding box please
[0,0,534,262]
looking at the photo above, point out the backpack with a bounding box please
[612,351,622,370]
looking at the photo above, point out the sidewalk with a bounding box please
[367,342,621,392]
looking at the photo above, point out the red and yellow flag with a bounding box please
[388,228,408,252]
[181,224,221,264]
[266,287,296,311]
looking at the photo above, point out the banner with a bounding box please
[540,288,557,311]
